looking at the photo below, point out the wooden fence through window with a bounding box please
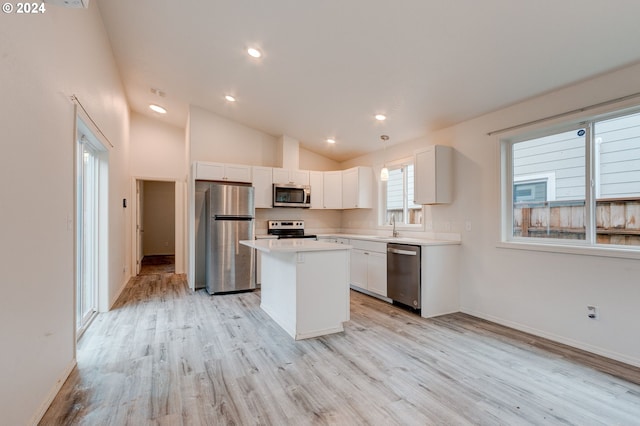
[514,197,640,245]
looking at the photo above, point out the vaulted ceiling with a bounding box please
[96,0,640,161]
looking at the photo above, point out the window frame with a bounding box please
[499,103,640,259]
[379,157,424,230]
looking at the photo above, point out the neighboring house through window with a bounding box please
[502,108,640,248]
[381,161,423,227]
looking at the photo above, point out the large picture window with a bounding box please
[503,108,640,248]
[381,162,422,227]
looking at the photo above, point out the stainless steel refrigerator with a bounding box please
[204,182,255,294]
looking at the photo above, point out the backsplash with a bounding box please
[255,208,343,235]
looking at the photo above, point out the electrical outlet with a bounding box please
[444,222,451,232]
[587,305,598,320]
[465,221,472,232]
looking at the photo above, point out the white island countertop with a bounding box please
[240,238,351,340]
[240,239,352,253]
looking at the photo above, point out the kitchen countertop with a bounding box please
[316,233,461,246]
[240,239,353,253]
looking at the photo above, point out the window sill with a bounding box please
[496,240,640,260]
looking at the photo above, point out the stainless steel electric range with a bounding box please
[266,220,317,240]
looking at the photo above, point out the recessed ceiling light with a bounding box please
[326,138,336,144]
[247,47,262,58]
[149,104,167,114]
[375,114,386,121]
[224,95,236,102]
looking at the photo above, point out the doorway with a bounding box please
[135,180,177,275]
[75,116,108,337]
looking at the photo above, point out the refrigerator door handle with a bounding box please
[213,215,254,220]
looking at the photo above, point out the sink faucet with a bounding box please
[391,215,399,237]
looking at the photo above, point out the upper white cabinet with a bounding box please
[252,166,273,208]
[414,145,452,204]
[342,166,373,209]
[272,168,310,185]
[309,171,324,209]
[323,171,343,209]
[195,161,252,183]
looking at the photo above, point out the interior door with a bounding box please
[136,180,143,275]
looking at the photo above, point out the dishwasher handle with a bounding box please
[388,247,418,256]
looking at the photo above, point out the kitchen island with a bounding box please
[239,239,352,340]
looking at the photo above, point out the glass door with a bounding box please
[76,138,99,336]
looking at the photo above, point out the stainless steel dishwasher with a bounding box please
[387,243,421,309]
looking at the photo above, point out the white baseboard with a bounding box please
[30,359,77,425]
[461,307,640,368]
[109,275,131,310]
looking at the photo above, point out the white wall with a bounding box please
[300,147,341,171]
[130,112,187,272]
[130,112,186,179]
[189,105,278,166]
[0,4,130,424]
[142,181,176,255]
[342,62,640,367]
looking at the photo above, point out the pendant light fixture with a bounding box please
[380,135,389,181]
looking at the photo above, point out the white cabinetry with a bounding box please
[342,166,373,209]
[367,251,387,295]
[272,168,310,185]
[349,239,387,297]
[309,171,324,210]
[421,245,459,318]
[350,249,368,288]
[252,166,273,208]
[195,161,252,183]
[414,145,452,204]
[323,171,343,209]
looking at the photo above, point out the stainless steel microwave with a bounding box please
[273,183,311,208]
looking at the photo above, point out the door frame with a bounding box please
[130,176,185,276]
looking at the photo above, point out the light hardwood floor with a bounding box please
[41,271,640,425]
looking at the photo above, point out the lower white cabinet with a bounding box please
[420,245,459,318]
[349,239,387,297]
[350,249,368,288]
[366,251,387,295]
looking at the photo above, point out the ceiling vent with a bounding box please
[44,0,89,8]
